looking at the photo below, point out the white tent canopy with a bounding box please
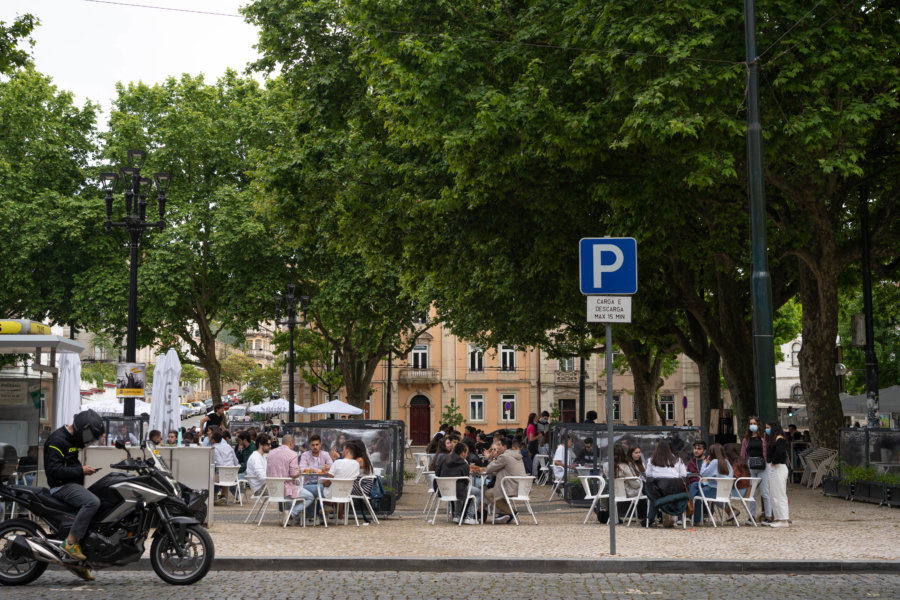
[248,398,305,414]
[81,399,152,416]
[306,399,363,415]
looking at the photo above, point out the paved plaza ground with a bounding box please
[4,570,899,599]
[206,476,900,561]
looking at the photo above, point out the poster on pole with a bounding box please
[116,363,146,398]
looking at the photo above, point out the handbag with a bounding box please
[748,456,765,469]
[682,479,694,517]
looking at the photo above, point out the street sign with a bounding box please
[587,296,632,323]
[579,238,638,295]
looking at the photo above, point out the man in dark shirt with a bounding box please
[44,410,104,579]
[199,403,225,434]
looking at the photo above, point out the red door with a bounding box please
[409,397,431,446]
[560,399,577,423]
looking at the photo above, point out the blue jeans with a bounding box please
[301,482,322,517]
[51,483,100,541]
[688,481,715,525]
[749,466,771,518]
[289,486,315,520]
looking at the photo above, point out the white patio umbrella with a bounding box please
[149,348,182,436]
[306,399,363,415]
[55,352,82,427]
[248,398,305,415]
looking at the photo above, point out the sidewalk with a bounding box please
[204,478,900,563]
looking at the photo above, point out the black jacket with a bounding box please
[44,426,84,488]
[436,453,472,500]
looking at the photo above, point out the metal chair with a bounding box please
[549,467,567,501]
[697,477,739,527]
[413,453,429,483]
[316,479,358,527]
[247,477,307,528]
[423,472,438,517]
[578,475,607,524]
[534,454,550,485]
[499,476,537,525]
[617,477,649,527]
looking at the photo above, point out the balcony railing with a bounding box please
[554,370,587,384]
[398,367,440,384]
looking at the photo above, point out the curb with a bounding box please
[104,557,900,574]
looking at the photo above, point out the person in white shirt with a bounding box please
[320,446,361,499]
[644,439,688,525]
[212,430,239,503]
[245,433,270,495]
[552,437,576,481]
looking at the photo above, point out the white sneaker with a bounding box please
[463,517,479,525]
[769,520,790,528]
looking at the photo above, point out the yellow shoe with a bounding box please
[68,566,94,581]
[61,541,87,561]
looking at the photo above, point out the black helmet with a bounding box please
[72,409,104,447]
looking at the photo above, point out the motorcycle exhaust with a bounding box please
[11,535,67,566]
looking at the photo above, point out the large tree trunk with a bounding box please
[697,348,721,434]
[195,314,222,403]
[797,261,845,448]
[340,347,382,408]
[618,337,674,426]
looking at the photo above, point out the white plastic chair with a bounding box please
[216,465,243,506]
[423,472,438,517]
[413,453,428,483]
[697,477,739,527]
[243,482,269,524]
[730,476,762,526]
[578,475,607,524]
[248,477,307,528]
[617,477,649,527]
[499,476,537,525]
[404,438,413,459]
[534,454,550,485]
[549,467,567,501]
[317,479,358,527]
[350,475,380,525]
[432,476,476,526]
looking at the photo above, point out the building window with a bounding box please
[632,399,638,422]
[412,310,428,324]
[559,357,575,372]
[659,394,675,421]
[612,394,621,421]
[468,394,485,421]
[500,345,516,372]
[791,342,801,367]
[468,346,484,372]
[412,345,428,369]
[500,393,517,422]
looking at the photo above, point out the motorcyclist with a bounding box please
[44,409,104,580]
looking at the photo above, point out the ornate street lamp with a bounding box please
[275,285,310,423]
[101,150,170,416]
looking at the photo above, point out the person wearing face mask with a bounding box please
[763,420,790,527]
[740,416,771,524]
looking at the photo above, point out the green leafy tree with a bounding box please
[75,72,294,402]
[440,397,466,429]
[0,68,102,324]
[0,14,36,74]
[838,285,900,394]
[275,329,345,403]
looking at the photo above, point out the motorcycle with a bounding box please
[0,440,213,585]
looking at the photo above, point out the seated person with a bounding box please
[552,436,576,483]
[685,440,707,483]
[436,443,479,524]
[576,438,596,464]
[245,433,270,495]
[113,424,139,446]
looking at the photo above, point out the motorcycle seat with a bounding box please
[7,485,77,513]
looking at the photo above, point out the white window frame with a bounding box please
[468,393,485,422]
[612,394,621,421]
[559,357,575,372]
[468,346,484,372]
[632,399,638,422]
[411,345,428,369]
[499,393,517,422]
[659,394,675,421]
[499,345,516,372]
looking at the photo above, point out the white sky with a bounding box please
[2,0,263,123]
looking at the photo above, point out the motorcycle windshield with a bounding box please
[146,441,172,475]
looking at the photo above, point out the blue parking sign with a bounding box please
[579,238,638,295]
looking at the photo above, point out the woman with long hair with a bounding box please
[525,413,540,457]
[644,440,687,526]
[764,420,790,527]
[688,442,733,525]
[614,444,647,523]
[628,444,645,475]
[740,415,771,523]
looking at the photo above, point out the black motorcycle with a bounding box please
[0,441,213,585]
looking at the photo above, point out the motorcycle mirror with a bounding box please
[114,440,126,450]
[140,441,147,450]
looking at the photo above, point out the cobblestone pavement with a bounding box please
[3,571,898,599]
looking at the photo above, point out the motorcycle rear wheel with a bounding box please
[150,524,214,585]
[0,519,49,586]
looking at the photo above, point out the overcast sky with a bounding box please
[3,0,263,123]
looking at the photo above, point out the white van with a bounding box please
[227,404,251,422]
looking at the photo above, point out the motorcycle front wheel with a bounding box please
[150,524,214,585]
[0,519,49,586]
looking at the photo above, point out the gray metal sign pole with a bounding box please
[606,323,616,555]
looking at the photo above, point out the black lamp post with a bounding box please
[275,285,309,423]
[101,149,170,417]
